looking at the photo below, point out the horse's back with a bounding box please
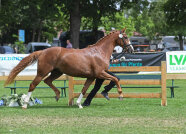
[38,46,108,78]
[38,47,62,66]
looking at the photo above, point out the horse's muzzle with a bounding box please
[127,44,134,53]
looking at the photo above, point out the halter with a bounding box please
[119,30,132,52]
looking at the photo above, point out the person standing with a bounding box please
[66,40,73,48]
[57,29,63,39]
[59,30,70,48]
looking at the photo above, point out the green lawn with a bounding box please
[0,79,186,134]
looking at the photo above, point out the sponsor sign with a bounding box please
[110,52,166,67]
[166,51,186,73]
[0,54,37,76]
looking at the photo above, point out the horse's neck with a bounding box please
[98,33,118,60]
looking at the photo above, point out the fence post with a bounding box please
[68,76,74,106]
[161,61,167,106]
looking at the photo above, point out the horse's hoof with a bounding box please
[79,105,83,109]
[77,102,83,109]
[22,104,27,109]
[22,106,27,110]
[55,96,59,102]
[78,104,83,109]
[118,97,123,101]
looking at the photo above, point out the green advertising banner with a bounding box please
[166,51,186,73]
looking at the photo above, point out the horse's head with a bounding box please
[116,28,134,53]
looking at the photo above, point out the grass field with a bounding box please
[0,79,186,134]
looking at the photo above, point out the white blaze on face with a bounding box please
[119,34,123,38]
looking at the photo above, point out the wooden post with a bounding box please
[161,61,167,106]
[68,76,74,106]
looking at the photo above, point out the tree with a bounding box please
[128,0,149,19]
[70,0,80,49]
[61,0,134,48]
[134,10,155,39]
[79,0,134,45]
[164,0,186,50]
[0,0,68,44]
[125,0,158,39]
[149,0,168,36]
[59,0,81,48]
[1,0,162,49]
[100,12,135,36]
[81,0,121,31]
[0,0,21,45]
[18,0,62,42]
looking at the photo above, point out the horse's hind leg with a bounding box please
[22,62,54,109]
[22,75,44,109]
[44,69,63,101]
[99,71,123,99]
[77,78,95,109]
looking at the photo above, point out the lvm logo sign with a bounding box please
[166,51,186,73]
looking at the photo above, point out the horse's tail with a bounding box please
[4,51,43,86]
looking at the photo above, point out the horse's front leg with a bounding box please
[99,71,123,100]
[77,78,95,109]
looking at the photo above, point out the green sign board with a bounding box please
[166,51,186,73]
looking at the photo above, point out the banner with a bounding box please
[166,51,186,73]
[0,52,173,76]
[111,52,166,67]
[0,54,37,76]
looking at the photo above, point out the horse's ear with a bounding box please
[121,27,126,33]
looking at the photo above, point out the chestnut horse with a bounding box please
[4,28,134,109]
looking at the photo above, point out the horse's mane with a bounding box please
[87,30,118,48]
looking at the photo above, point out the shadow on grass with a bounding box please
[29,103,106,109]
[0,105,77,109]
[34,96,61,98]
[29,105,77,109]
[0,104,106,109]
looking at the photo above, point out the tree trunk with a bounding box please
[178,34,183,50]
[92,17,99,42]
[37,21,43,42]
[70,0,81,48]
[32,28,36,42]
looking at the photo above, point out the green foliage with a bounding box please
[163,0,186,36]
[0,0,67,44]
[0,0,185,48]
[80,0,132,31]
[149,0,168,36]
[54,4,70,32]
[128,0,150,22]
[81,17,93,30]
[15,41,25,54]
[163,0,186,49]
[134,10,155,39]
[100,12,135,36]
[164,0,186,27]
[12,34,25,54]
